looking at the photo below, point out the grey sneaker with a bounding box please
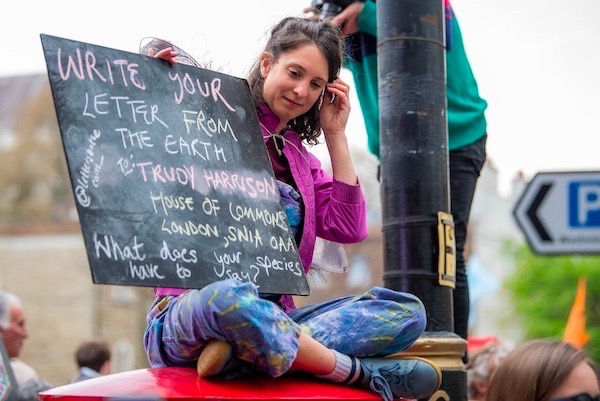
[359,356,442,401]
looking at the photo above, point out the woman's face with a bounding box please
[260,44,329,128]
[549,360,600,399]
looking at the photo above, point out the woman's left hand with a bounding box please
[319,78,351,139]
[318,78,357,185]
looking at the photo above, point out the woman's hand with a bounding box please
[147,47,179,64]
[319,78,351,140]
[319,78,357,185]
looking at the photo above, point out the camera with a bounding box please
[310,0,357,20]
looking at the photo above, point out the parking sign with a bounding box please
[513,171,600,255]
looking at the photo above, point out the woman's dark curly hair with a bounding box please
[247,16,344,144]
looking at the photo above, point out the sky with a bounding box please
[2,0,599,196]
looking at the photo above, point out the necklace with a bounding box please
[258,121,310,166]
[259,121,286,156]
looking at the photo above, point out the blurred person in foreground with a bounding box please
[71,339,111,383]
[14,378,52,401]
[0,291,39,385]
[486,339,600,401]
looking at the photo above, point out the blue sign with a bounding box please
[569,181,600,228]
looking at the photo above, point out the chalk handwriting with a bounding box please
[164,135,226,162]
[43,35,307,293]
[117,155,134,176]
[214,251,242,270]
[228,201,289,231]
[176,263,192,278]
[150,191,194,216]
[269,235,296,253]
[92,155,103,188]
[136,162,196,190]
[82,93,167,127]
[57,47,145,89]
[161,218,219,238]
[93,234,146,261]
[201,198,221,216]
[203,169,277,199]
[74,129,102,208]
[115,127,153,150]
[212,251,260,285]
[182,110,237,142]
[129,261,165,280]
[169,71,235,111]
[223,225,264,248]
[159,241,198,264]
[253,255,303,277]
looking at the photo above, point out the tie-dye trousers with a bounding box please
[144,279,426,377]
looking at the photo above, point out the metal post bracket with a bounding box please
[437,211,456,288]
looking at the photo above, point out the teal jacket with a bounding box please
[344,0,488,157]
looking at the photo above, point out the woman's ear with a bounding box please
[260,52,273,78]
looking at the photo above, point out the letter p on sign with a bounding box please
[569,181,600,227]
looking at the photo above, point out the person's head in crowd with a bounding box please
[486,339,600,401]
[14,379,52,401]
[0,291,28,358]
[466,342,512,400]
[75,339,111,375]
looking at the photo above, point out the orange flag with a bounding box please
[563,276,590,349]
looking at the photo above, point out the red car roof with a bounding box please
[39,367,386,401]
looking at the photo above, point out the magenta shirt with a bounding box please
[156,105,368,312]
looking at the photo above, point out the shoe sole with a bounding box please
[196,340,232,378]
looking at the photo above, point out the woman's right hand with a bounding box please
[147,47,179,64]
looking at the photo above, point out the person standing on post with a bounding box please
[141,16,442,401]
[324,0,488,359]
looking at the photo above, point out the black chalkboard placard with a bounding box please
[40,34,309,295]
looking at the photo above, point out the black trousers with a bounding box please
[449,135,487,352]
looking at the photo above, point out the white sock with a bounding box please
[315,350,362,384]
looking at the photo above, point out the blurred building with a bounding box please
[0,74,153,386]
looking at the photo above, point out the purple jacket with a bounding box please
[156,106,368,312]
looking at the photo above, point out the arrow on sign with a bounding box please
[513,171,600,255]
[526,183,552,242]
